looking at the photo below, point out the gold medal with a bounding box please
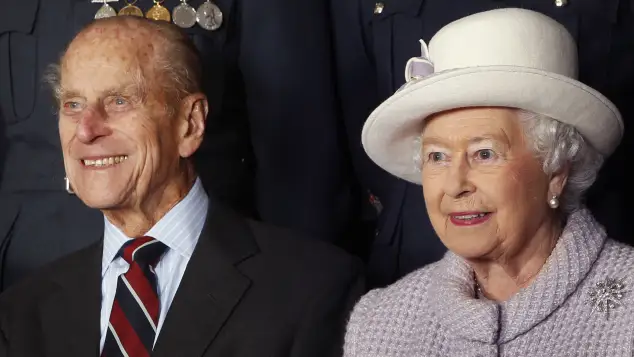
[146,0,171,22]
[118,0,143,17]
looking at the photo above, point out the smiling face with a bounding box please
[58,22,195,212]
[420,107,559,260]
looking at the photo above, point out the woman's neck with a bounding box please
[471,218,562,302]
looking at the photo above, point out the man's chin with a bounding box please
[74,191,123,211]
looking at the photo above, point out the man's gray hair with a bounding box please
[517,110,604,214]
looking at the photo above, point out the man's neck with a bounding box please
[103,174,197,237]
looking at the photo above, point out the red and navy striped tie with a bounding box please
[102,236,168,357]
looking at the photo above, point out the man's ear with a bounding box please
[177,93,209,158]
[548,164,570,200]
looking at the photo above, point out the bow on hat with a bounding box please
[405,40,435,82]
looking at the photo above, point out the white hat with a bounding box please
[362,8,623,185]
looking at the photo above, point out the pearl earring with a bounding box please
[548,195,559,209]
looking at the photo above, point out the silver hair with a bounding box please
[415,109,604,214]
[147,19,202,115]
[517,110,603,214]
[42,63,62,104]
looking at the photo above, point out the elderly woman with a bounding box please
[345,8,632,357]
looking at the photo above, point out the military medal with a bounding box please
[146,0,171,22]
[93,0,118,19]
[172,0,197,28]
[118,0,144,17]
[196,0,223,31]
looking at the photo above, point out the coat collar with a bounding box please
[430,208,608,344]
[151,204,259,357]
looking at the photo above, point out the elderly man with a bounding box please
[0,0,354,293]
[0,17,364,357]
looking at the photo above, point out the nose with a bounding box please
[75,108,111,144]
[443,153,475,198]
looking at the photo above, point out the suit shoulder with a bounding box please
[0,242,100,310]
[0,265,57,315]
[247,219,361,267]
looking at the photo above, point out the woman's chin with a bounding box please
[442,240,498,261]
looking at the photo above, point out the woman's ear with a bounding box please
[548,164,570,199]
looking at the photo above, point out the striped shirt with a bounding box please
[99,178,209,352]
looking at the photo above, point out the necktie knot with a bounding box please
[118,236,167,266]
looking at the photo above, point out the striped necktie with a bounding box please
[102,236,168,357]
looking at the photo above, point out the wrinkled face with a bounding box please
[58,25,183,210]
[421,107,553,260]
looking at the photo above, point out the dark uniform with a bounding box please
[0,0,353,290]
[332,0,634,287]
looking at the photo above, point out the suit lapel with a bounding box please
[39,240,103,357]
[153,206,259,357]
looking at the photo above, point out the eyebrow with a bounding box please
[103,83,145,99]
[58,82,146,102]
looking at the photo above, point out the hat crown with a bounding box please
[429,8,578,77]
[362,8,622,185]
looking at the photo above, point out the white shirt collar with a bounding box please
[101,178,209,274]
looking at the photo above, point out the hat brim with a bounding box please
[362,66,623,184]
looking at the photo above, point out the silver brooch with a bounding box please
[588,278,626,319]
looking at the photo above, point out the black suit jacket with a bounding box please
[331,0,634,287]
[0,206,365,357]
[0,0,354,290]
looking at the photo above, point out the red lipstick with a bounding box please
[449,212,492,226]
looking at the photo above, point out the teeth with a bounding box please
[455,213,487,220]
[83,155,128,167]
